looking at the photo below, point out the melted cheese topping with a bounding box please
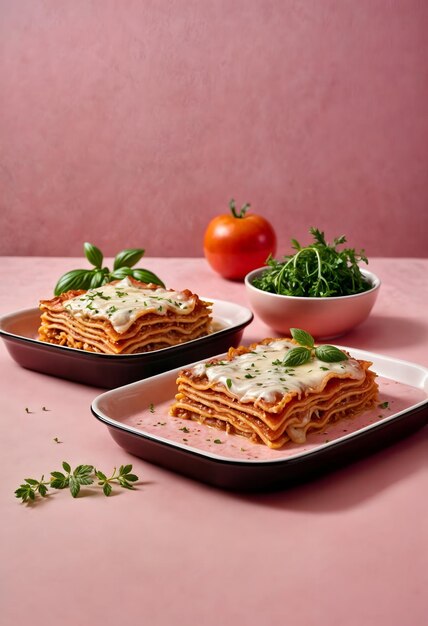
[63,277,196,333]
[192,339,364,403]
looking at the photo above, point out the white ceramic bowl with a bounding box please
[244,268,381,339]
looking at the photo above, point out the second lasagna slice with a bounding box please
[39,276,212,354]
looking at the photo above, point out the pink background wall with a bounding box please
[1,0,427,258]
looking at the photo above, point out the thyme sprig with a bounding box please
[54,243,164,295]
[252,228,370,297]
[283,328,348,367]
[15,461,139,503]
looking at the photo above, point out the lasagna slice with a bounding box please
[38,277,212,354]
[169,338,378,448]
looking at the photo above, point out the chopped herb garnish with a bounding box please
[226,378,232,389]
[214,439,223,444]
[245,374,255,379]
[378,401,389,409]
[149,403,155,413]
[179,426,190,433]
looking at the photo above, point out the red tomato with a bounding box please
[203,200,277,280]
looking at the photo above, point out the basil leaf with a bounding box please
[62,461,71,473]
[54,270,94,295]
[113,248,145,271]
[290,328,314,348]
[282,347,311,367]
[89,269,106,289]
[315,345,348,362]
[109,267,133,280]
[84,242,103,268]
[131,268,165,287]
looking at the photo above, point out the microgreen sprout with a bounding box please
[252,228,370,297]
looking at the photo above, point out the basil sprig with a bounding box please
[54,243,165,295]
[283,328,348,367]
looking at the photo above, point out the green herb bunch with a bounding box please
[284,328,348,366]
[15,461,139,503]
[54,243,165,295]
[252,227,370,297]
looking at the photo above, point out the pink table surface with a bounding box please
[1,256,427,626]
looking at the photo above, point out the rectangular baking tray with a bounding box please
[91,347,428,490]
[0,299,253,388]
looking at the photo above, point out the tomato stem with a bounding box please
[229,198,250,219]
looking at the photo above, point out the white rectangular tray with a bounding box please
[91,347,428,490]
